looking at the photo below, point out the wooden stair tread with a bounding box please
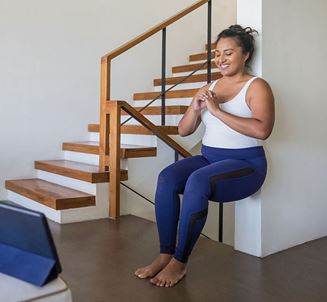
[172,61,217,73]
[88,124,179,135]
[62,141,157,158]
[189,51,215,62]
[120,105,188,115]
[134,88,198,101]
[154,72,221,86]
[206,42,217,50]
[5,179,95,210]
[35,160,128,183]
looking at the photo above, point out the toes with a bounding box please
[150,276,165,287]
[135,268,150,279]
[137,273,146,279]
[134,268,144,277]
[134,270,141,277]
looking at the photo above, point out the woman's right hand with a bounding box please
[191,89,208,112]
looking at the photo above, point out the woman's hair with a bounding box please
[216,25,258,64]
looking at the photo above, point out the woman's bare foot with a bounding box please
[134,254,173,279]
[150,257,187,287]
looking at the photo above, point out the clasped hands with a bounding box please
[192,90,223,115]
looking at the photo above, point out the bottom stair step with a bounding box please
[5,179,95,210]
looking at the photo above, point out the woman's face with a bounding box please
[214,37,249,77]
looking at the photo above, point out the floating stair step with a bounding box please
[172,61,217,74]
[120,105,188,115]
[189,51,215,62]
[88,124,179,135]
[206,42,217,50]
[134,89,197,101]
[154,72,221,86]
[5,179,95,210]
[35,160,128,183]
[62,141,157,158]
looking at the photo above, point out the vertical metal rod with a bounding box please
[161,28,166,126]
[175,151,179,162]
[207,0,212,84]
[219,201,223,243]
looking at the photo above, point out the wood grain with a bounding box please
[62,141,157,158]
[206,42,217,50]
[172,60,217,73]
[5,179,95,210]
[153,72,221,86]
[133,88,198,101]
[189,51,215,62]
[35,160,128,183]
[88,124,179,135]
[108,101,121,219]
[99,61,110,169]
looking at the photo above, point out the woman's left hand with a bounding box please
[198,90,223,115]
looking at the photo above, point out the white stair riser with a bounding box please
[37,170,97,194]
[121,114,182,126]
[153,82,205,91]
[88,132,157,147]
[135,97,192,107]
[64,151,128,169]
[172,68,219,78]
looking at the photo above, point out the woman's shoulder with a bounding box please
[248,77,273,93]
[249,76,271,87]
[246,76,274,106]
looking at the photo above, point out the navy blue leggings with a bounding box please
[154,145,267,263]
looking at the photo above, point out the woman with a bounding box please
[135,25,275,287]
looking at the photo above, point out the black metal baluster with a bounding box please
[207,0,212,84]
[161,28,166,126]
[175,151,179,162]
[219,201,223,243]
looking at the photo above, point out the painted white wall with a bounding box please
[0,0,235,200]
[234,0,263,256]
[261,0,327,256]
[237,0,327,256]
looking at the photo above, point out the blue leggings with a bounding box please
[154,145,267,263]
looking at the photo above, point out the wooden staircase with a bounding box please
[6,0,220,223]
[6,45,218,223]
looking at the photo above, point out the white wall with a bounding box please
[233,0,264,256]
[261,0,327,256]
[237,0,327,256]
[0,0,235,199]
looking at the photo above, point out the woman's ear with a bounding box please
[244,52,250,63]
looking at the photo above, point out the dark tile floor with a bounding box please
[50,215,327,302]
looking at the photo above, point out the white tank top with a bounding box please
[201,77,263,149]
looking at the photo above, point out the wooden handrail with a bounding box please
[101,0,209,63]
[107,101,192,158]
[100,1,210,219]
[106,101,192,218]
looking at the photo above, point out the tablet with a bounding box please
[0,201,62,286]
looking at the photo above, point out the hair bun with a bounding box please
[228,25,258,37]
